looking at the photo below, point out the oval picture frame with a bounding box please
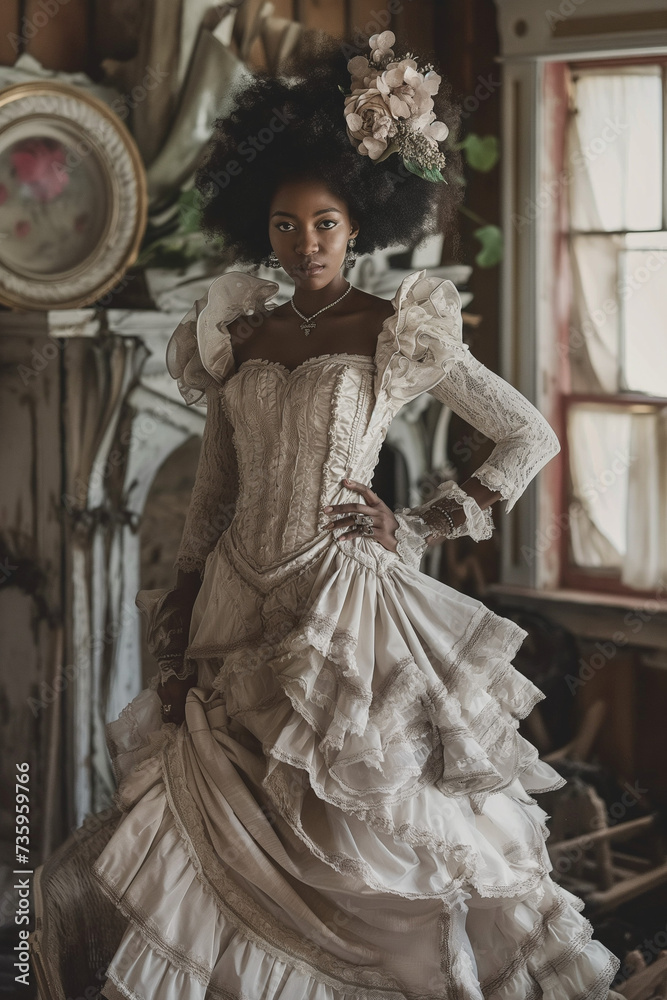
[0,80,147,310]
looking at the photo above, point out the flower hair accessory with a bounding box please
[341,30,449,182]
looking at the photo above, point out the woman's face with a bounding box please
[268,177,359,287]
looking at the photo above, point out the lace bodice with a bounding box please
[166,269,560,575]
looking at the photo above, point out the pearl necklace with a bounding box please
[290,280,352,335]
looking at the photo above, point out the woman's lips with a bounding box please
[297,263,324,275]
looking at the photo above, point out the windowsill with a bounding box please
[487,583,667,614]
[486,584,667,649]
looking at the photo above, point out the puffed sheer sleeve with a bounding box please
[135,393,238,686]
[134,282,243,685]
[163,283,245,575]
[383,271,561,566]
[393,350,561,567]
[174,385,239,576]
[425,353,561,514]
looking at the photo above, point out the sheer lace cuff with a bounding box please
[405,480,495,543]
[156,659,197,683]
[135,588,197,683]
[392,510,432,569]
[173,553,206,579]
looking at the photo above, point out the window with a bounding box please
[561,60,667,594]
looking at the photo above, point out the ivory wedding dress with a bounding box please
[85,269,620,998]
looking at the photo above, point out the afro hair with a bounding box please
[194,34,464,266]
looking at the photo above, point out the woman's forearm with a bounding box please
[176,568,202,602]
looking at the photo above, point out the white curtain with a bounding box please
[568,66,662,234]
[565,65,667,590]
[622,408,667,590]
[567,405,667,590]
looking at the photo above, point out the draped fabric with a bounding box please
[62,335,149,827]
[35,270,619,999]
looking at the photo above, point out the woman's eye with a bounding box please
[274,220,337,232]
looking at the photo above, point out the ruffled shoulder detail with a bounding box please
[375,269,470,404]
[166,271,280,406]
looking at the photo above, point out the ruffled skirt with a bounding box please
[91,532,620,999]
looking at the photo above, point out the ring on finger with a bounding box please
[354,512,374,535]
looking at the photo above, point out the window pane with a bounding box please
[569,66,663,232]
[567,405,630,567]
[620,236,667,394]
[569,234,621,393]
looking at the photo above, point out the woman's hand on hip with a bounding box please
[157,671,197,725]
[320,478,399,553]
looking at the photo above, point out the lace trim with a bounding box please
[469,467,515,503]
[264,761,478,900]
[99,977,130,1000]
[427,354,561,514]
[104,946,262,1000]
[92,860,214,984]
[480,895,569,994]
[374,272,470,407]
[274,609,359,671]
[570,952,621,1000]
[173,553,206,576]
[157,660,197,682]
[174,387,239,576]
[404,481,495,543]
[321,366,351,515]
[264,759,556,904]
[533,922,595,981]
[233,601,550,808]
[370,655,429,731]
[392,511,431,569]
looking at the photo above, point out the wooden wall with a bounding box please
[0,0,438,74]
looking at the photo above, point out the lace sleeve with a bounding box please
[423,352,561,513]
[175,386,239,576]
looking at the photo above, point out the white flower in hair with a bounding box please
[342,29,450,182]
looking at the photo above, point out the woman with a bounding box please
[87,32,623,1000]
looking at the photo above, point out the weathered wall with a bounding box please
[0,332,63,871]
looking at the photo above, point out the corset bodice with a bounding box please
[220,355,383,568]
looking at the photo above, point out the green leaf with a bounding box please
[374,141,400,163]
[177,187,203,233]
[458,134,499,173]
[402,158,445,183]
[473,224,503,268]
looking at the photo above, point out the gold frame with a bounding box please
[0,80,147,311]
